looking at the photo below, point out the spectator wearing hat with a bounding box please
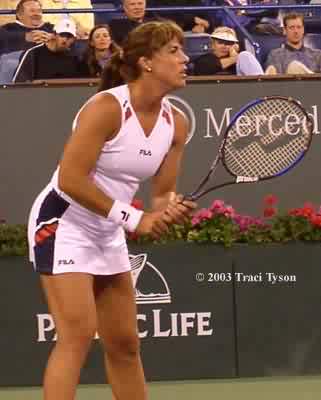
[1,0,54,53]
[193,26,264,76]
[13,18,80,82]
[149,0,214,34]
[41,0,94,39]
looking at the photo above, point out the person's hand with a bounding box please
[192,16,209,33]
[192,24,205,33]
[229,43,239,57]
[135,211,170,239]
[265,65,277,75]
[26,30,53,43]
[163,194,197,226]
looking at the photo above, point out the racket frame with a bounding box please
[186,96,314,201]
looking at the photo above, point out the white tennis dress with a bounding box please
[28,84,175,275]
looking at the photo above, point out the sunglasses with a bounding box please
[213,39,236,45]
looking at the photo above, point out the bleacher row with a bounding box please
[1,1,321,83]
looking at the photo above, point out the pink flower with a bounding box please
[233,214,265,232]
[209,200,225,212]
[223,205,236,218]
[191,208,213,226]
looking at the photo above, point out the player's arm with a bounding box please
[58,93,169,236]
[150,109,197,224]
[58,93,120,217]
[150,109,187,211]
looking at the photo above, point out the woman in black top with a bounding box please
[79,24,119,78]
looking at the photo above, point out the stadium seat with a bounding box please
[92,0,123,25]
[183,33,211,74]
[0,50,22,84]
[184,32,211,60]
[304,33,321,49]
[244,33,284,66]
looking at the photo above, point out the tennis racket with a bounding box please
[185,96,313,201]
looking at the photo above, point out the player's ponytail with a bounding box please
[98,50,125,92]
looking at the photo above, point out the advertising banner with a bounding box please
[0,244,235,386]
[1,79,321,224]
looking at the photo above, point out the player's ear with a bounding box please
[138,56,152,73]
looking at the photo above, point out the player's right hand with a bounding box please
[135,211,170,239]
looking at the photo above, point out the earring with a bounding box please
[146,67,152,72]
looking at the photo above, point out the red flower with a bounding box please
[263,207,277,218]
[263,194,278,206]
[301,202,315,218]
[288,208,299,216]
[310,215,321,227]
[127,231,140,241]
[131,198,144,210]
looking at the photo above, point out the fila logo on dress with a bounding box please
[139,149,152,156]
[58,259,75,265]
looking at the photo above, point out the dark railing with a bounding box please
[1,4,321,64]
[0,3,321,14]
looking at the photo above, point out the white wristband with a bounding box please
[108,200,144,232]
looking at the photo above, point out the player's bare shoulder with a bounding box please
[171,105,189,146]
[75,92,122,141]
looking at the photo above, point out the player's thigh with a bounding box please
[94,272,139,350]
[41,273,97,341]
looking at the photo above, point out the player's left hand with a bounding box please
[163,194,197,225]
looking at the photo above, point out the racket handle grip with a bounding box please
[182,193,197,202]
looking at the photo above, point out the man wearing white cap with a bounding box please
[193,26,264,76]
[13,18,80,82]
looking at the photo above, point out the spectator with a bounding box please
[0,0,18,25]
[250,0,283,35]
[265,13,321,74]
[1,0,54,52]
[109,0,148,46]
[215,0,253,30]
[41,0,94,39]
[110,0,214,46]
[149,0,214,33]
[193,26,264,75]
[0,26,27,55]
[13,18,80,82]
[78,24,119,77]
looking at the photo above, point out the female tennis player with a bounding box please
[28,20,196,400]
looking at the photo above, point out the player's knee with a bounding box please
[105,332,141,360]
[58,317,96,349]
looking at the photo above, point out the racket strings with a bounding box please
[224,99,311,178]
[225,137,305,177]
[253,100,308,146]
